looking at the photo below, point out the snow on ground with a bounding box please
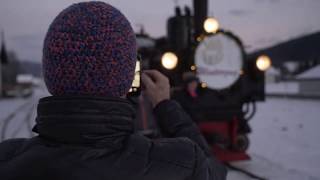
[228,98,320,180]
[0,86,49,141]
[227,97,320,179]
[1,87,320,179]
[247,97,320,179]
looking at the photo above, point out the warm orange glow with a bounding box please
[201,82,208,88]
[256,55,272,71]
[191,65,196,71]
[204,17,219,33]
[161,52,178,70]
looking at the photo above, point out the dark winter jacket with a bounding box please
[0,96,227,180]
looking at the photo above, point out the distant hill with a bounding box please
[248,32,320,67]
[19,61,42,77]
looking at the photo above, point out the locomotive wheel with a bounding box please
[233,134,250,152]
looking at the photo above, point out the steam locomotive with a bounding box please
[135,0,271,162]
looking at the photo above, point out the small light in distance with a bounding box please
[191,65,196,71]
[256,55,272,71]
[161,52,178,70]
[201,82,207,88]
[204,17,219,34]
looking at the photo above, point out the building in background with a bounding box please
[296,65,320,97]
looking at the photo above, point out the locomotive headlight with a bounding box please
[204,17,219,34]
[161,52,178,70]
[256,55,272,71]
[201,82,208,88]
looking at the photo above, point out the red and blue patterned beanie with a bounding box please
[43,2,137,97]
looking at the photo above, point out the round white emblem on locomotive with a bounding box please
[195,33,243,90]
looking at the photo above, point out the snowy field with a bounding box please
[0,87,319,180]
[228,97,320,180]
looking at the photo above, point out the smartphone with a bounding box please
[128,59,141,97]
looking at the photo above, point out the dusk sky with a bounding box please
[0,0,320,62]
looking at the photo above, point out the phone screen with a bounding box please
[128,60,140,96]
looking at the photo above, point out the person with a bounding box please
[173,72,204,122]
[0,2,227,180]
[184,73,199,99]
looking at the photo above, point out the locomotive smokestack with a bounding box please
[193,0,208,39]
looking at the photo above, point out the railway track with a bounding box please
[10,103,36,138]
[0,98,35,141]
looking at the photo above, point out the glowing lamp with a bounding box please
[256,55,272,71]
[161,52,178,70]
[190,65,196,71]
[201,82,208,88]
[204,17,219,34]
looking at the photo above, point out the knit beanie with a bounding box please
[42,2,137,97]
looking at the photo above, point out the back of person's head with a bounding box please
[43,1,136,97]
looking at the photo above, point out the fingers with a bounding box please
[141,72,155,89]
[141,70,170,107]
[143,70,168,84]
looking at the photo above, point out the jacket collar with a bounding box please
[33,96,135,148]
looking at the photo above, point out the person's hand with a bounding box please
[141,70,170,107]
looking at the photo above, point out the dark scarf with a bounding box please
[33,96,135,148]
